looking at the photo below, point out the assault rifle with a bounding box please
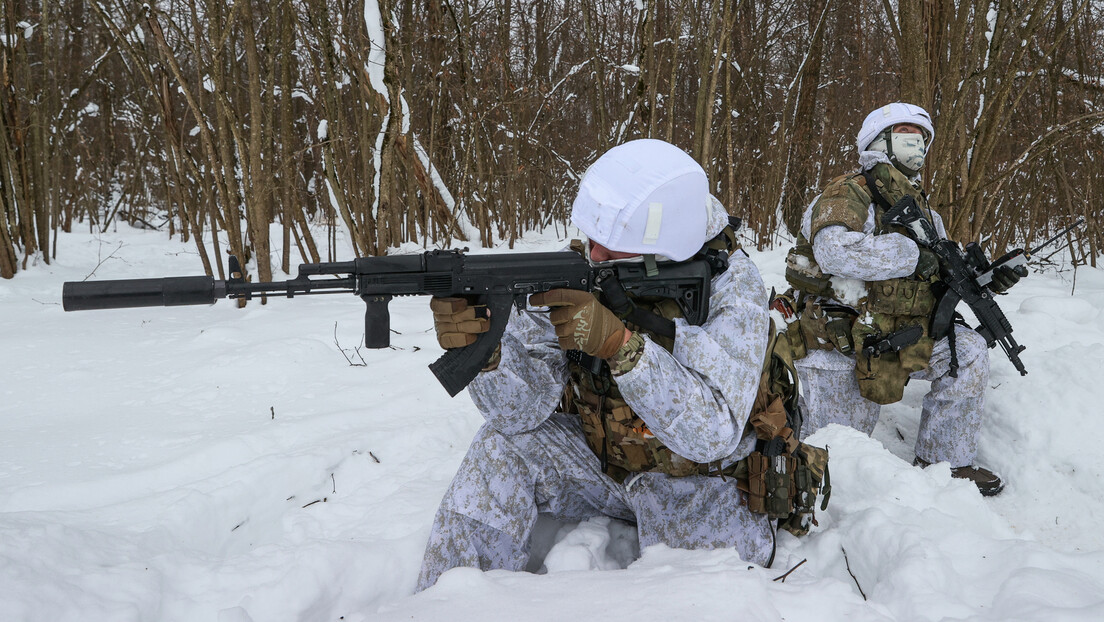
[884,195,1084,376]
[62,248,728,396]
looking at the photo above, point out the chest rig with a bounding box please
[783,164,940,404]
[564,225,830,536]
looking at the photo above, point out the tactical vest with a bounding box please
[565,228,830,536]
[783,164,938,404]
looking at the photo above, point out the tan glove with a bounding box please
[430,297,489,349]
[529,289,627,359]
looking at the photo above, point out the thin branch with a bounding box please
[842,547,867,601]
[772,558,808,582]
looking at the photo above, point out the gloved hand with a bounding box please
[914,247,940,280]
[529,289,627,358]
[989,263,1028,294]
[430,296,489,349]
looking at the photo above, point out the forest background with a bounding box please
[2,0,1103,284]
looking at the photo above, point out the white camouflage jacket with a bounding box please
[467,251,770,466]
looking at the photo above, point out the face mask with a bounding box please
[890,131,927,175]
[866,130,927,176]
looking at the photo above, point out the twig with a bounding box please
[83,241,125,281]
[842,547,867,601]
[270,406,275,420]
[302,498,327,508]
[772,558,807,582]
[331,473,336,494]
[333,322,368,366]
[115,209,163,231]
[369,451,380,463]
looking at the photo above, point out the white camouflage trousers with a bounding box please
[416,413,774,591]
[797,324,989,467]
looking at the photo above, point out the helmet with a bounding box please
[856,102,935,152]
[571,139,711,262]
[856,103,935,177]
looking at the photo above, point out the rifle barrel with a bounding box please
[1028,217,1086,256]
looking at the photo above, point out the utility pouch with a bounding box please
[778,443,831,537]
[783,320,809,361]
[746,452,796,517]
[785,246,835,299]
[796,300,856,356]
[852,316,934,404]
[736,327,831,535]
[744,445,828,532]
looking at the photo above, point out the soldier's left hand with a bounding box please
[989,264,1028,293]
[529,289,627,358]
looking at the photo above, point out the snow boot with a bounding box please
[913,457,1004,497]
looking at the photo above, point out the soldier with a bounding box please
[781,102,1026,497]
[417,139,827,590]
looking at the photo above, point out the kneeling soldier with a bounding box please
[781,102,1025,497]
[417,139,828,590]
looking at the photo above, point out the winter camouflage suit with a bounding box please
[416,249,776,590]
[792,152,989,467]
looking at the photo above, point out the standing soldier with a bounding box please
[780,102,1026,497]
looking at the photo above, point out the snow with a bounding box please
[830,274,866,306]
[2,223,1104,621]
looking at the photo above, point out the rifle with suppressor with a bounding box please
[62,248,728,396]
[883,195,1084,376]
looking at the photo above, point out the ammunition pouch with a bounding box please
[734,441,830,537]
[737,325,831,536]
[783,300,857,361]
[572,395,703,483]
[747,453,796,516]
[866,278,936,317]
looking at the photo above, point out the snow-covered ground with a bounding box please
[2,222,1104,621]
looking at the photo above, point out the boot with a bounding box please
[913,457,1004,497]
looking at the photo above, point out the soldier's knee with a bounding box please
[463,423,518,462]
[952,327,989,367]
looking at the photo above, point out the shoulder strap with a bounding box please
[861,169,894,210]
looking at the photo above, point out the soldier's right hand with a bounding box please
[430,297,489,349]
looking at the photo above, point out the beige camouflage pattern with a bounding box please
[607,330,645,376]
[418,252,775,590]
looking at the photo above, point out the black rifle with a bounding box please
[884,195,1083,376]
[62,249,727,396]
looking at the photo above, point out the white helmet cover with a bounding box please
[571,139,709,262]
[856,102,935,153]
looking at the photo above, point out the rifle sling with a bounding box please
[861,169,894,210]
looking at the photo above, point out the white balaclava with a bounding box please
[571,139,712,262]
[856,103,935,177]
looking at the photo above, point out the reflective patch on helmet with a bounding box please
[643,202,663,245]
